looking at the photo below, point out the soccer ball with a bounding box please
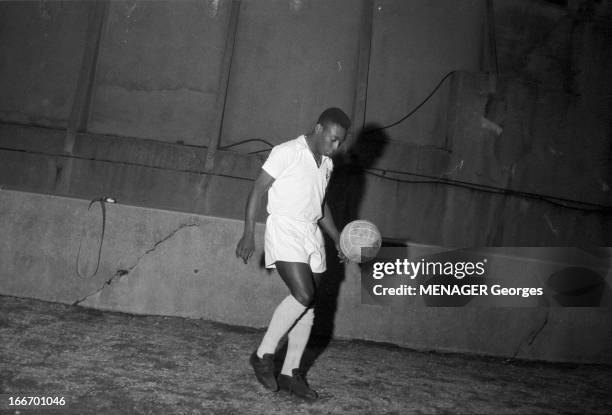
[339,220,382,263]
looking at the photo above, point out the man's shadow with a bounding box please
[287,123,389,373]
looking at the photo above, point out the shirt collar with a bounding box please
[299,134,331,164]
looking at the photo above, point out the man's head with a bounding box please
[311,107,350,157]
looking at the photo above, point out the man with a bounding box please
[235,107,350,400]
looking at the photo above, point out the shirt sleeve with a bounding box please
[262,144,292,179]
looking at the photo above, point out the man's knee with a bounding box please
[292,288,315,307]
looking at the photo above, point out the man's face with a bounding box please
[317,122,346,157]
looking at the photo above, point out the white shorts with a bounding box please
[264,214,326,273]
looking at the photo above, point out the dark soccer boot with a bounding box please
[277,369,318,401]
[249,351,278,391]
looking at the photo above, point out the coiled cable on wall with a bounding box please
[75,196,115,278]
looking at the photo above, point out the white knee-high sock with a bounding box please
[257,295,307,358]
[281,307,314,375]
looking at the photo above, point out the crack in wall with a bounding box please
[527,309,550,346]
[508,308,551,362]
[73,221,200,306]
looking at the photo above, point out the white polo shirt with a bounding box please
[262,135,333,223]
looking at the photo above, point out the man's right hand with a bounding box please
[236,233,255,264]
[236,169,274,265]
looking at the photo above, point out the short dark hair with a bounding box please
[317,107,351,131]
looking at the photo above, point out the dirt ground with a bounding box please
[0,295,610,414]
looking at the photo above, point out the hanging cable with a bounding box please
[75,196,116,278]
[221,70,458,153]
[0,146,257,182]
[1,139,610,213]
[218,138,274,151]
[362,70,456,135]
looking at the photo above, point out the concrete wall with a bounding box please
[328,71,610,246]
[0,123,267,221]
[1,0,487,149]
[220,0,365,150]
[0,0,610,364]
[1,0,609,245]
[0,1,90,127]
[366,0,485,145]
[2,70,609,247]
[89,1,231,145]
[1,189,611,364]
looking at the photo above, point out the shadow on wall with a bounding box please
[547,267,611,306]
[300,123,389,371]
[546,247,612,307]
[327,122,390,230]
